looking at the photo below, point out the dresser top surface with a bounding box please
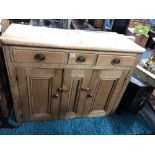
[0,24,145,53]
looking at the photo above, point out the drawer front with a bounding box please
[68,53,96,65]
[13,50,66,64]
[96,55,136,67]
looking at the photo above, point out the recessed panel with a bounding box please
[28,78,52,116]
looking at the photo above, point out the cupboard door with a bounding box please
[83,70,128,117]
[17,68,62,121]
[59,69,92,119]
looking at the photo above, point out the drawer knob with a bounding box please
[76,56,86,63]
[34,54,45,62]
[111,58,120,65]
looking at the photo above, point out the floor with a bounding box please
[142,102,155,129]
[0,111,154,135]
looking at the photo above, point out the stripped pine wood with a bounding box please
[0,24,144,122]
[2,46,22,121]
[0,24,144,53]
[13,49,66,64]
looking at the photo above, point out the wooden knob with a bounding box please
[63,88,68,92]
[58,88,63,92]
[53,94,59,98]
[87,93,93,97]
[58,87,68,92]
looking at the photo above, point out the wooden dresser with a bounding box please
[0,24,145,122]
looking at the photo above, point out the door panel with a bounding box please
[91,79,114,111]
[83,70,128,117]
[17,68,62,120]
[104,71,128,114]
[27,78,51,116]
[67,76,83,113]
[59,69,92,118]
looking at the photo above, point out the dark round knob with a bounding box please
[53,94,59,98]
[76,56,86,63]
[34,54,45,62]
[111,58,120,65]
[87,93,93,97]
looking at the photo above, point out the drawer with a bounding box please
[68,53,96,65]
[13,50,66,64]
[96,54,136,67]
